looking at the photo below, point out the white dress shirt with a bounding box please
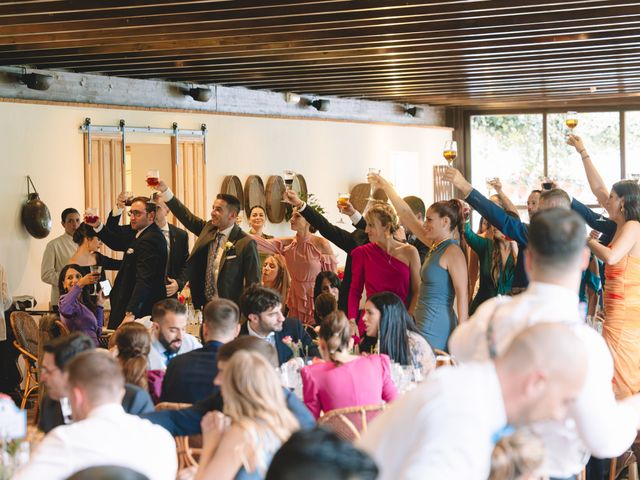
[148,331,202,370]
[357,362,506,480]
[449,282,640,477]
[247,322,276,346]
[14,403,177,480]
[40,233,77,306]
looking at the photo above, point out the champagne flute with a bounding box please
[146,170,160,188]
[89,265,102,295]
[566,111,578,131]
[485,177,496,196]
[443,141,457,166]
[336,193,350,224]
[367,168,381,201]
[84,208,98,224]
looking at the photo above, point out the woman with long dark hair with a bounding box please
[364,292,435,377]
[57,264,103,346]
[570,134,640,398]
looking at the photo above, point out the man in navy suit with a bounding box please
[160,298,240,404]
[238,285,317,365]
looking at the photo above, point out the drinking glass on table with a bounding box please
[146,170,160,188]
[84,208,98,225]
[443,141,457,166]
[89,265,102,295]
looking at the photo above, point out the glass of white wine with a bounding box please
[566,111,578,131]
[443,141,457,166]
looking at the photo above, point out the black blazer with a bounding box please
[299,205,368,313]
[104,213,189,291]
[239,317,318,365]
[98,222,168,328]
[160,340,222,404]
[166,195,261,309]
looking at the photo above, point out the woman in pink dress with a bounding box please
[252,207,337,325]
[348,202,421,327]
[300,311,397,419]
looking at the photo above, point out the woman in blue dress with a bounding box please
[369,173,469,351]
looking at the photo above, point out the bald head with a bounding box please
[496,323,588,426]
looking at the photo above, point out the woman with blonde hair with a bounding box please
[261,254,290,312]
[489,430,544,480]
[195,350,299,480]
[347,202,421,340]
[300,311,397,419]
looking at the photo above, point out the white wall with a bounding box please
[0,101,451,308]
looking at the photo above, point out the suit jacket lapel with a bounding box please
[218,225,240,273]
[189,222,217,260]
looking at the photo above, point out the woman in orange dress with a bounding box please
[570,134,640,398]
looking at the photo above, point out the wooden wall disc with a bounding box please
[265,175,286,223]
[349,183,389,213]
[244,175,266,214]
[293,174,308,199]
[220,175,244,211]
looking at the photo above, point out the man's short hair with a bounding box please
[61,208,79,223]
[266,427,379,480]
[217,336,278,368]
[67,466,149,480]
[131,196,155,214]
[203,298,240,334]
[528,208,586,273]
[216,193,241,215]
[43,332,94,370]
[530,189,542,196]
[239,285,281,318]
[539,189,571,210]
[403,196,426,218]
[152,298,187,323]
[66,350,125,403]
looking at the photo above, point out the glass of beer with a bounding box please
[336,193,350,224]
[443,141,457,165]
[84,208,98,224]
[146,170,160,188]
[566,111,578,130]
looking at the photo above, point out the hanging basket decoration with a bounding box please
[21,176,51,239]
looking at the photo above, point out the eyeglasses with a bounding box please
[128,210,146,217]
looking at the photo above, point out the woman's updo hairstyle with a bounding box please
[364,201,400,235]
[430,199,465,241]
[318,311,352,364]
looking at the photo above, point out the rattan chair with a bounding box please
[10,311,40,411]
[155,402,201,469]
[317,404,386,442]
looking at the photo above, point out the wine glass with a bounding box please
[336,193,350,224]
[367,168,381,201]
[84,208,98,224]
[89,265,102,295]
[146,170,160,188]
[485,177,497,196]
[123,191,134,206]
[566,111,578,131]
[443,141,457,166]
[542,176,554,190]
[596,201,608,222]
[283,170,296,190]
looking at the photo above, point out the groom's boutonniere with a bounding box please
[224,241,235,252]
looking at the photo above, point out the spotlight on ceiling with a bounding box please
[187,86,212,102]
[310,98,330,112]
[20,72,53,91]
[404,105,422,117]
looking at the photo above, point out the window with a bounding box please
[624,112,640,179]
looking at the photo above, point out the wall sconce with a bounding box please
[310,98,330,111]
[286,92,330,112]
[404,105,422,117]
[20,71,53,91]
[187,86,212,102]
[285,92,301,103]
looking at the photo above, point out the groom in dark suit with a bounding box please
[92,197,168,328]
[156,179,260,309]
[238,285,317,365]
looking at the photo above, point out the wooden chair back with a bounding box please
[317,404,386,442]
[155,402,202,469]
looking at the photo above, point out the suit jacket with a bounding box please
[165,195,260,308]
[239,317,318,365]
[104,212,190,291]
[143,387,315,437]
[299,205,368,313]
[98,223,168,328]
[38,384,155,433]
[160,340,222,404]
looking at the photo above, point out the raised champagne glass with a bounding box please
[367,168,381,201]
[84,208,98,224]
[443,141,457,166]
[146,170,160,188]
[336,193,350,224]
[566,111,578,130]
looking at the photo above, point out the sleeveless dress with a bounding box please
[414,239,458,352]
[253,235,337,325]
[348,242,411,322]
[603,253,640,399]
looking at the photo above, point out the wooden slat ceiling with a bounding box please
[2,0,640,108]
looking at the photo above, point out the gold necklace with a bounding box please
[426,237,450,261]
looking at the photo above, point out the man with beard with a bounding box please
[147,299,201,370]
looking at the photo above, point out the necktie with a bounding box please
[204,232,224,301]
[163,350,177,366]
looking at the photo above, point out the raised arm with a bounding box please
[463,221,489,256]
[489,178,520,217]
[368,173,430,247]
[406,245,421,316]
[567,134,610,207]
[571,197,617,238]
[156,179,207,236]
[444,168,530,246]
